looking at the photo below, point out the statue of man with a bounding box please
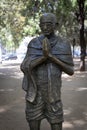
[20,13,74,130]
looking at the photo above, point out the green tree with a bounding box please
[0,0,87,55]
[0,0,25,50]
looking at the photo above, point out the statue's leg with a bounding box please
[51,122,62,130]
[28,120,41,130]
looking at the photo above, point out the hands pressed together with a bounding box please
[42,37,52,59]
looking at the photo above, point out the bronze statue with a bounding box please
[20,13,74,130]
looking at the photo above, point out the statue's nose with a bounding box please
[43,24,47,29]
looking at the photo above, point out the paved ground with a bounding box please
[0,58,87,130]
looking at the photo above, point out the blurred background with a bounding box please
[0,1,87,130]
[0,0,87,67]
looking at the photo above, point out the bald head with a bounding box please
[39,13,57,36]
[40,13,57,25]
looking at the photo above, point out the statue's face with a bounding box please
[40,17,55,36]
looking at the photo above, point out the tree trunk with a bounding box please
[77,0,86,71]
[79,27,86,71]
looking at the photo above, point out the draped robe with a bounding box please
[21,35,74,103]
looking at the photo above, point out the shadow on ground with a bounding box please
[0,59,87,130]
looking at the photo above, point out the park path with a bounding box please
[0,58,87,130]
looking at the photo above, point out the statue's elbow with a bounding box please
[69,68,74,76]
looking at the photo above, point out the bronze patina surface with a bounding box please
[20,13,74,130]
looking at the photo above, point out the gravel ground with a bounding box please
[0,58,87,130]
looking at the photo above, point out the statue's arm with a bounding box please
[21,53,47,72]
[49,54,74,75]
[29,56,46,71]
[42,37,74,76]
[29,38,50,71]
[21,39,48,72]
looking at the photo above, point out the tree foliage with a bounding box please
[0,0,87,50]
[0,0,25,50]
